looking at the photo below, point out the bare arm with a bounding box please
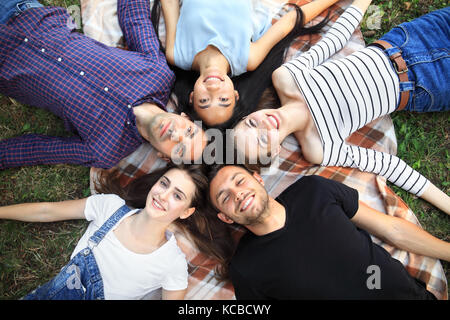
[247,0,340,71]
[351,0,373,13]
[419,183,450,216]
[0,198,87,222]
[162,288,186,300]
[351,201,450,261]
[160,0,180,65]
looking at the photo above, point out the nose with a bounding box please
[170,129,183,142]
[205,81,220,91]
[158,188,170,202]
[234,189,246,202]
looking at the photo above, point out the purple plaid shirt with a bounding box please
[0,0,175,169]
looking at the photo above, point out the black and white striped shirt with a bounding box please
[283,5,429,196]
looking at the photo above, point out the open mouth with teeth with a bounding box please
[240,194,255,212]
[152,197,166,211]
[267,114,280,129]
[204,75,224,83]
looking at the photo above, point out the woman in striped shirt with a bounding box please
[232,0,450,214]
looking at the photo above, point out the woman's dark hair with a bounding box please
[95,164,235,280]
[151,1,330,130]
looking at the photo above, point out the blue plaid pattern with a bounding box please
[0,0,175,169]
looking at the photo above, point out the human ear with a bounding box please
[217,213,234,224]
[252,172,265,186]
[180,207,196,219]
[234,90,239,102]
[189,92,194,105]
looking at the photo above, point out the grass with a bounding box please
[0,0,449,299]
[360,0,450,295]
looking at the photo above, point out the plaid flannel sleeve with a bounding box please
[117,0,163,57]
[0,134,98,169]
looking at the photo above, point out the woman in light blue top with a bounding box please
[153,0,338,128]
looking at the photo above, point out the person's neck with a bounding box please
[278,102,311,137]
[133,103,164,141]
[192,46,230,75]
[128,209,169,249]
[246,198,286,236]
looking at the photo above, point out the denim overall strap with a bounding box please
[88,204,132,247]
[23,204,134,300]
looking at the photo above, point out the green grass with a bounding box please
[0,0,449,299]
[361,0,450,295]
[0,0,89,299]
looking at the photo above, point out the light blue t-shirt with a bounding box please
[174,0,272,76]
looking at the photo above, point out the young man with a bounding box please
[208,165,450,299]
[0,0,207,169]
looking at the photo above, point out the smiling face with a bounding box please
[190,72,239,126]
[144,169,197,223]
[146,112,207,163]
[232,109,283,165]
[209,166,269,226]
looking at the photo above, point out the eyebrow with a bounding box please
[191,126,199,139]
[215,172,240,203]
[198,103,232,109]
[163,176,187,199]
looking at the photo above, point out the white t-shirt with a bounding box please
[72,194,188,300]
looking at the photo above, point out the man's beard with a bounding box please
[240,191,270,226]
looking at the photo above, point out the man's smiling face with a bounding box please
[209,166,269,226]
[147,112,207,163]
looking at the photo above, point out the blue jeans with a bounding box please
[23,205,132,300]
[0,0,43,24]
[379,7,450,112]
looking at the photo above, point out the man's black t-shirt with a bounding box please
[230,176,435,299]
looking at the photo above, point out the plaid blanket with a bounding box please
[83,0,448,300]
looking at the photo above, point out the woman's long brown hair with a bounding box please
[94,164,236,280]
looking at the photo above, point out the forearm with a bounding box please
[0,134,96,169]
[248,9,297,71]
[389,215,450,262]
[117,0,161,55]
[160,0,179,64]
[301,0,339,24]
[0,199,87,222]
[351,0,373,14]
[353,201,450,262]
[288,4,363,69]
[344,146,429,197]
[419,183,450,216]
[0,202,54,222]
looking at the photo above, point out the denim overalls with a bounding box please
[377,7,450,112]
[23,205,132,300]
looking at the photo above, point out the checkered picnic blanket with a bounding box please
[82,0,448,300]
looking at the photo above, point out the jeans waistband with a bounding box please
[369,40,411,111]
[15,1,43,16]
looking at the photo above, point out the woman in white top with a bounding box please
[232,0,450,215]
[0,164,227,299]
[153,0,339,128]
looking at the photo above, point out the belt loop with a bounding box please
[370,40,411,111]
